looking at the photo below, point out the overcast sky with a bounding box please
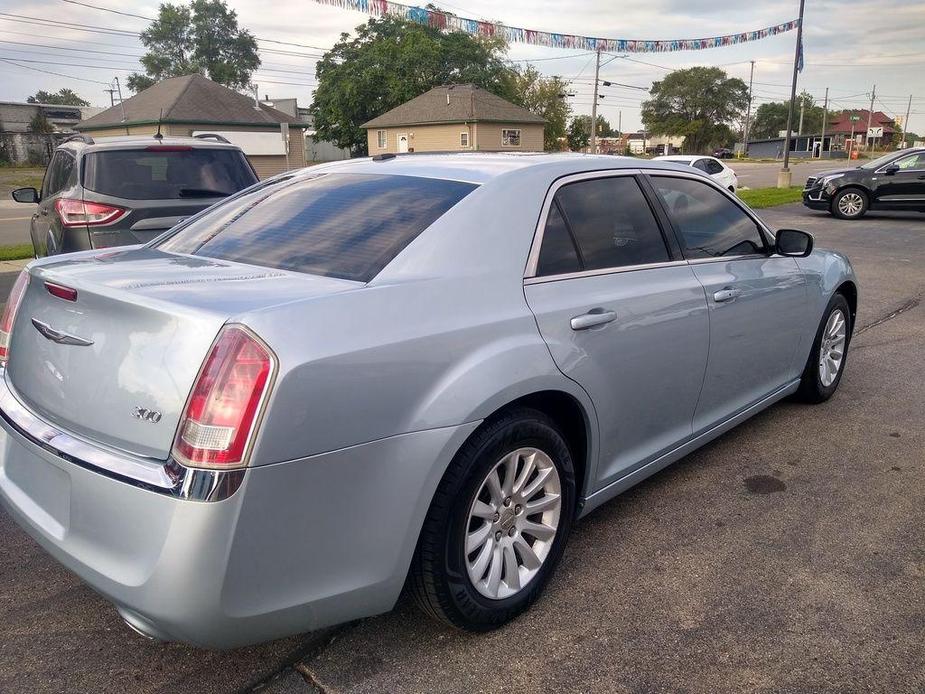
[2,0,924,134]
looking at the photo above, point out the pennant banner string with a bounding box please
[310,0,799,54]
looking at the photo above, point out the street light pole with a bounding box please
[866,84,876,154]
[902,94,913,148]
[778,0,805,188]
[819,86,828,158]
[590,47,601,154]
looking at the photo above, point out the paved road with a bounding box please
[729,159,842,189]
[1,205,923,693]
[0,201,35,247]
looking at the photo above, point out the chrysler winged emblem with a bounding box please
[31,318,94,347]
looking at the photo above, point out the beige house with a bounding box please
[362,84,545,154]
[76,74,308,178]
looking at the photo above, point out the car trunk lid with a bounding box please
[6,247,358,460]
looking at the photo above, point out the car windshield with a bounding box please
[858,151,904,170]
[83,147,258,199]
[153,172,477,282]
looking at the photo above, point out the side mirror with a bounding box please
[776,229,814,257]
[883,164,900,176]
[11,187,39,204]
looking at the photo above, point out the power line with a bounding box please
[0,38,144,58]
[0,56,112,84]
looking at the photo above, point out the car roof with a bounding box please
[653,155,707,162]
[58,135,243,154]
[304,152,707,185]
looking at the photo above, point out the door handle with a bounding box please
[713,287,741,303]
[570,309,616,330]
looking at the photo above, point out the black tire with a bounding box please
[409,407,576,631]
[831,188,868,219]
[796,293,852,403]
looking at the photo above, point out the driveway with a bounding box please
[1,204,923,693]
[729,159,844,189]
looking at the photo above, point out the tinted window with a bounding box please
[704,159,724,175]
[84,148,257,200]
[536,202,580,276]
[43,152,74,197]
[692,159,710,172]
[652,176,766,259]
[551,176,669,272]
[155,173,476,282]
[896,153,925,170]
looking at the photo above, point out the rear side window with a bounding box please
[536,176,669,276]
[651,176,766,259]
[83,148,258,200]
[43,152,76,197]
[155,173,477,282]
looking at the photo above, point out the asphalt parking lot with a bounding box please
[0,203,922,693]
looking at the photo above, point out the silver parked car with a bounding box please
[0,154,857,648]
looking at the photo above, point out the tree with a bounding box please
[127,0,260,92]
[311,16,518,154]
[641,67,748,154]
[27,88,90,106]
[29,113,53,134]
[751,91,834,140]
[565,115,616,151]
[508,65,570,151]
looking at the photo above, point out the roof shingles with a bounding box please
[77,74,304,130]
[362,84,544,129]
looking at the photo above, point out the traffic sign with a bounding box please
[868,126,883,138]
[849,115,861,122]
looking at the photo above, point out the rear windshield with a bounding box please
[153,173,477,282]
[83,148,258,200]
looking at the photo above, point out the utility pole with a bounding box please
[901,94,912,148]
[618,110,622,135]
[103,88,116,106]
[743,60,755,156]
[779,0,805,187]
[866,84,876,153]
[114,77,128,135]
[590,47,601,154]
[798,96,805,136]
[819,87,828,158]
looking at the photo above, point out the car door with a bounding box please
[872,152,925,208]
[30,153,61,255]
[524,172,710,490]
[648,173,808,434]
[32,150,77,256]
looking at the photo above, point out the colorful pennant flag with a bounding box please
[310,0,800,54]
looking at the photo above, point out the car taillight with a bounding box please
[172,326,274,469]
[55,198,126,227]
[0,270,30,366]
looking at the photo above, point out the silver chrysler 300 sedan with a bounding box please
[0,154,857,648]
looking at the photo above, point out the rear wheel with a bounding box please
[410,407,575,630]
[796,293,851,403]
[831,188,868,219]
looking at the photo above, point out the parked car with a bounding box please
[10,134,258,257]
[713,147,735,159]
[802,147,925,219]
[0,154,857,648]
[654,154,739,191]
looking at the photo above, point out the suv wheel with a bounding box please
[410,407,576,630]
[832,188,868,219]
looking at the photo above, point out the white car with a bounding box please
[654,155,739,192]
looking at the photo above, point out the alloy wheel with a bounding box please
[819,308,847,387]
[464,447,562,600]
[837,192,864,217]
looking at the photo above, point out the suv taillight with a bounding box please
[0,270,29,366]
[55,198,126,227]
[172,326,274,469]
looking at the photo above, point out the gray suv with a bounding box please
[11,134,258,256]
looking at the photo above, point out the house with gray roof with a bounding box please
[362,84,545,154]
[76,74,309,178]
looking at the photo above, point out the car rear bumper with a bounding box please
[0,371,478,648]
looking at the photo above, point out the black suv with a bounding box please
[11,134,258,256]
[802,147,925,219]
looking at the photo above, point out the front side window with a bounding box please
[377,130,387,149]
[895,153,925,170]
[652,176,766,259]
[535,176,669,276]
[155,173,477,282]
[502,129,521,147]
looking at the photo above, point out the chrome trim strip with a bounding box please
[0,368,244,502]
[524,259,688,285]
[523,168,642,279]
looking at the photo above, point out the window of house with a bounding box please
[460,132,469,148]
[502,129,521,147]
[377,130,387,149]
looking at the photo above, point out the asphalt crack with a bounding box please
[855,295,921,336]
[294,662,333,693]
